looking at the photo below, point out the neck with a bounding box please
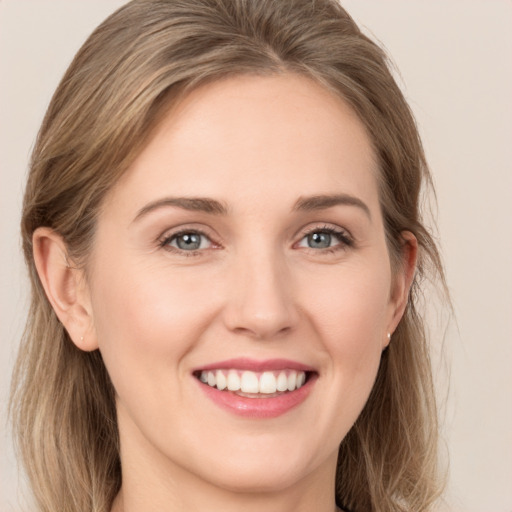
[112,484,341,512]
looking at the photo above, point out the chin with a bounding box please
[203,461,311,494]
[182,439,328,495]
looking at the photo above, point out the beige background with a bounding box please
[1,1,511,510]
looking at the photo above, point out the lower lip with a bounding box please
[196,375,316,418]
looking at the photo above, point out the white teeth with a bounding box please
[227,370,241,391]
[259,371,277,394]
[216,370,227,390]
[240,371,259,393]
[287,371,297,391]
[276,371,288,392]
[199,369,308,394]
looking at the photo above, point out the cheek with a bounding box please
[289,257,393,444]
[305,259,391,377]
[88,255,219,395]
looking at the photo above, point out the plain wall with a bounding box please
[1,1,511,510]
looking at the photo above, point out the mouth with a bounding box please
[192,359,317,418]
[193,368,310,397]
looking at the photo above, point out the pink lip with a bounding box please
[193,358,318,419]
[194,357,316,373]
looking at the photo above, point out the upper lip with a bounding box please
[193,357,316,373]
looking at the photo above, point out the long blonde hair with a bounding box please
[11,1,446,511]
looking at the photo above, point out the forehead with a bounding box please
[107,73,380,218]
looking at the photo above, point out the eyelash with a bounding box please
[158,224,354,257]
[298,225,354,254]
[158,228,216,257]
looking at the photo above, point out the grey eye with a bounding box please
[306,232,333,249]
[172,232,207,251]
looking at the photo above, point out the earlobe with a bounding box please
[32,227,98,351]
[386,231,418,344]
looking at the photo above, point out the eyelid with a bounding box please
[297,223,353,241]
[157,224,221,254]
[155,222,354,255]
[293,223,355,251]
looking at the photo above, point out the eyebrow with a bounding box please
[132,196,228,222]
[293,193,371,219]
[132,192,371,223]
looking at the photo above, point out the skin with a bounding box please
[34,74,416,512]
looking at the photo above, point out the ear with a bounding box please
[32,227,98,351]
[384,230,418,347]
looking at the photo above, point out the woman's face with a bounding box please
[84,74,408,493]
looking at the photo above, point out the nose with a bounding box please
[222,249,299,340]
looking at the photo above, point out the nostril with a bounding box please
[221,275,299,339]
[230,322,296,342]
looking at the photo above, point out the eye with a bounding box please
[297,226,353,251]
[303,231,335,249]
[161,230,212,252]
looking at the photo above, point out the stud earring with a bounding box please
[387,332,391,341]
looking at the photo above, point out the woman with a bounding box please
[10,0,446,511]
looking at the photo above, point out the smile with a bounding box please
[193,359,317,418]
[197,369,307,395]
